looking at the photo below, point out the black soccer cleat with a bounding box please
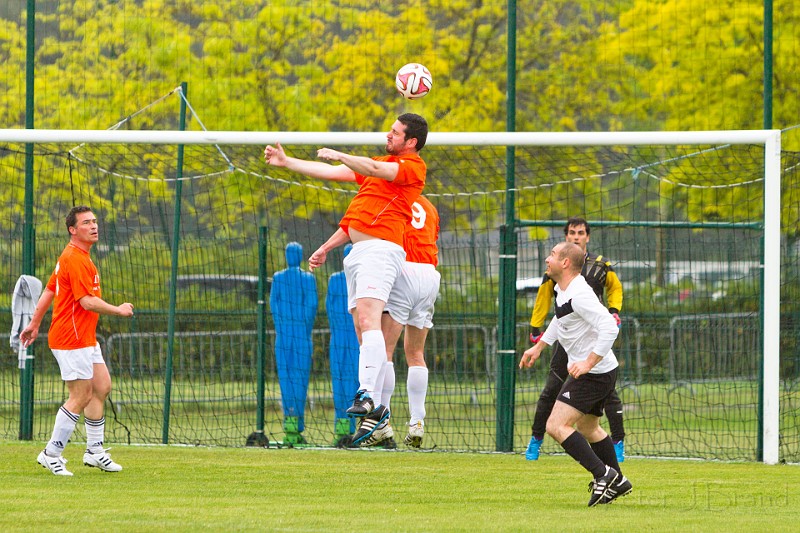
[346,389,375,418]
[599,475,632,505]
[587,466,619,507]
[352,404,390,445]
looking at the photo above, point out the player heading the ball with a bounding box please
[264,113,429,430]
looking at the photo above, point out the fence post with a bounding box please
[162,81,188,444]
[496,224,517,451]
[18,0,38,442]
[250,225,269,446]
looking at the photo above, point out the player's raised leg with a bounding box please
[344,239,406,417]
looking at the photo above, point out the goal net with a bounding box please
[0,123,792,463]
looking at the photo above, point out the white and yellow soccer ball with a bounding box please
[395,63,433,100]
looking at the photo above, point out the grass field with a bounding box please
[1,442,798,532]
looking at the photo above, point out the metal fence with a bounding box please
[668,312,761,382]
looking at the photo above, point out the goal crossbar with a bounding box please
[0,128,781,147]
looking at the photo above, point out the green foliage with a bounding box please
[603,0,798,143]
[1,1,796,240]
[3,0,795,137]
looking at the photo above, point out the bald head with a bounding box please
[548,242,586,281]
[560,242,585,273]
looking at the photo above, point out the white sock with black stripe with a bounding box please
[85,416,106,454]
[45,405,79,457]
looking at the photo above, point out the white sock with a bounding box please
[358,330,386,394]
[407,366,428,425]
[85,416,106,453]
[381,362,396,412]
[45,405,79,457]
[373,364,387,406]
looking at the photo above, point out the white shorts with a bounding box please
[385,262,440,329]
[51,343,105,381]
[344,239,406,311]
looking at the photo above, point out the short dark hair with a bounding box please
[564,216,590,235]
[66,205,93,234]
[397,113,428,151]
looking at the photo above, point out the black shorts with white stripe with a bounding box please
[557,368,617,417]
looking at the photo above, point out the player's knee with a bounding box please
[94,381,112,401]
[357,315,382,333]
[68,389,94,411]
[406,352,425,367]
[545,417,563,439]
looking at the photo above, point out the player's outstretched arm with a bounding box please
[79,295,134,317]
[317,148,400,181]
[19,287,55,347]
[264,143,356,182]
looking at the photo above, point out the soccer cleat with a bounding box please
[360,420,395,448]
[525,436,543,461]
[83,448,123,472]
[352,404,390,445]
[587,466,619,507]
[614,440,625,463]
[404,421,424,448]
[345,389,375,418]
[37,450,73,476]
[599,475,633,505]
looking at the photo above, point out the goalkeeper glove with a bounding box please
[529,327,543,344]
[609,308,621,328]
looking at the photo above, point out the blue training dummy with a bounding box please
[326,244,360,446]
[270,242,318,444]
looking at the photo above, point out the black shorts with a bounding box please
[557,368,617,417]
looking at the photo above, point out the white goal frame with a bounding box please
[1,128,781,464]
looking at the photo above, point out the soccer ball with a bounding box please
[395,63,433,100]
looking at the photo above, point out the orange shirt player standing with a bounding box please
[21,206,134,476]
[264,113,428,420]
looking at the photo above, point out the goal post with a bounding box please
[762,131,781,465]
[0,127,783,463]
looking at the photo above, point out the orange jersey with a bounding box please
[404,196,439,266]
[45,243,101,350]
[339,153,426,247]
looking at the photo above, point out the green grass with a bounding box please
[1,442,798,532]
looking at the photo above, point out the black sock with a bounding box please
[590,436,621,475]
[560,431,606,478]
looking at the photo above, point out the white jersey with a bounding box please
[541,275,619,374]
